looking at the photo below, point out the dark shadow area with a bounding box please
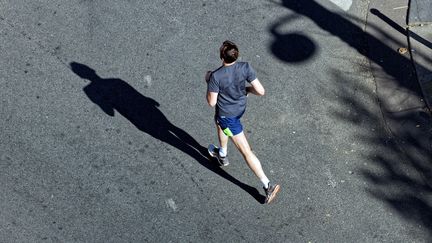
[325,71,432,237]
[275,0,424,96]
[273,0,432,237]
[269,14,317,63]
[370,8,432,50]
[370,8,407,36]
[270,32,317,63]
[70,62,265,204]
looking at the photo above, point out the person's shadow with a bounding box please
[70,62,265,203]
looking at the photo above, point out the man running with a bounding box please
[206,40,280,204]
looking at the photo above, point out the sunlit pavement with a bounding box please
[0,0,431,241]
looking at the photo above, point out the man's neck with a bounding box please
[223,61,236,67]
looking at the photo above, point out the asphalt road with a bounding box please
[0,0,429,242]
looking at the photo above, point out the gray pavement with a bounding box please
[408,0,432,108]
[1,0,432,242]
[366,0,432,240]
[409,0,432,24]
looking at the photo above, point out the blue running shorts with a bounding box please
[215,112,244,137]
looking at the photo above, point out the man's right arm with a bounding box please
[206,71,219,107]
[246,78,265,96]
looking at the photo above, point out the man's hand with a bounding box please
[246,86,251,97]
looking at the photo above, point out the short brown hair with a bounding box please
[220,40,239,63]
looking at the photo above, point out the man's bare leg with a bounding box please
[231,131,280,203]
[230,131,268,182]
[207,124,230,166]
[216,125,228,155]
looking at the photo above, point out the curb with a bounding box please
[407,0,432,110]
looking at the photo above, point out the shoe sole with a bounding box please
[220,160,229,166]
[266,185,281,204]
[207,145,217,157]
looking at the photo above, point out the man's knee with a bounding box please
[232,133,252,153]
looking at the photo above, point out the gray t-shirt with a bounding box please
[207,62,256,117]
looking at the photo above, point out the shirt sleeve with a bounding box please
[207,73,219,93]
[244,63,257,83]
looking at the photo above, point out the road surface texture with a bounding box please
[1,0,431,242]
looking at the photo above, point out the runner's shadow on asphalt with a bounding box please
[69,62,266,204]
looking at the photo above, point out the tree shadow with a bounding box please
[274,0,426,96]
[273,0,432,237]
[325,70,432,237]
[69,62,265,204]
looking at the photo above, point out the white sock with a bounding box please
[261,178,270,189]
[219,147,227,157]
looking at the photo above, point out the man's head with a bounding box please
[220,40,239,64]
[70,62,99,81]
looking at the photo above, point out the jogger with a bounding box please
[206,40,280,204]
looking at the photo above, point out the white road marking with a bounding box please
[165,198,178,212]
[324,167,337,188]
[144,75,152,87]
[329,0,352,11]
